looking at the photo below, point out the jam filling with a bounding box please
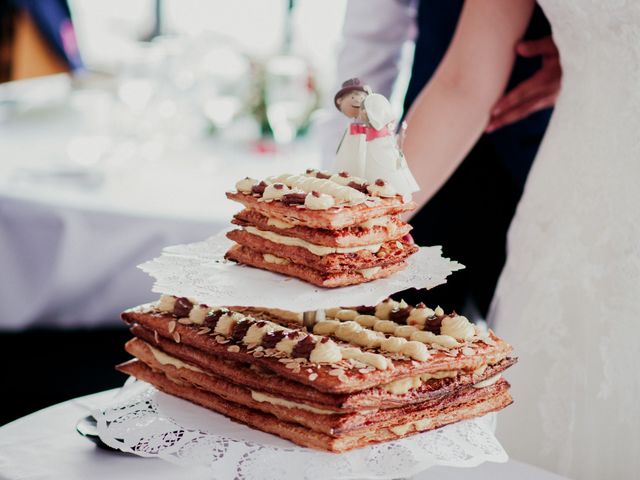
[291,335,316,359]
[424,315,444,334]
[281,193,306,205]
[261,330,286,349]
[231,320,253,342]
[355,305,376,315]
[251,181,267,195]
[204,309,225,329]
[389,306,412,324]
[347,181,368,193]
[173,297,193,317]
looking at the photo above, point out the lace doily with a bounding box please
[138,232,464,311]
[93,380,507,479]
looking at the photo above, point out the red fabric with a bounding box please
[349,124,391,141]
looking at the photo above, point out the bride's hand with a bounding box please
[486,36,561,132]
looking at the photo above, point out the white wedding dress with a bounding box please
[489,2,640,479]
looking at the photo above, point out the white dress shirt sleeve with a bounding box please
[314,0,417,168]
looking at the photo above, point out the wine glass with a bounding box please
[264,55,310,145]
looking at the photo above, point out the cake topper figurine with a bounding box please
[332,79,419,199]
[333,78,371,178]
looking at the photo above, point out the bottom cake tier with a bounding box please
[119,347,512,452]
[117,296,516,453]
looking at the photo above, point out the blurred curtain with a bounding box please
[0,0,82,82]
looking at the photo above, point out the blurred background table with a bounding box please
[0,73,320,330]
[0,389,570,480]
[0,73,320,425]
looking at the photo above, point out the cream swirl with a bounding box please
[340,347,390,370]
[407,306,436,326]
[304,191,335,210]
[367,179,396,198]
[236,176,259,193]
[268,174,365,204]
[329,172,367,187]
[243,322,274,345]
[410,330,460,348]
[262,183,291,201]
[440,315,475,341]
[309,339,342,363]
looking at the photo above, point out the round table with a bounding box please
[0,389,568,480]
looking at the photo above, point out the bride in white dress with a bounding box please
[402,1,640,478]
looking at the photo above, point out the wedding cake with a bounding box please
[114,80,516,454]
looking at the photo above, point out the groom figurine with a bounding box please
[333,78,370,177]
[329,0,559,318]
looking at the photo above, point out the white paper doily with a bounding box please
[93,380,507,479]
[138,232,464,311]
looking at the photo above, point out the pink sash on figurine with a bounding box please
[349,124,391,142]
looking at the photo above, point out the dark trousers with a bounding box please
[395,137,525,318]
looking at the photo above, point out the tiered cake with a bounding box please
[118,296,515,452]
[224,170,418,287]
[115,80,516,455]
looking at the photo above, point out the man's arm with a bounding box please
[486,36,561,132]
[316,0,415,167]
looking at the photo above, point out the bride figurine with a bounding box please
[332,78,370,177]
[360,93,420,199]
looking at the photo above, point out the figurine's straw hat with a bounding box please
[334,78,370,110]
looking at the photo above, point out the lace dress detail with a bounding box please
[489,2,640,479]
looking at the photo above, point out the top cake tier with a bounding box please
[225,169,419,288]
[227,169,416,230]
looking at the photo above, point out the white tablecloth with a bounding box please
[0,75,320,329]
[0,389,569,480]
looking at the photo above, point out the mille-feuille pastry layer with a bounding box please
[228,170,416,230]
[124,328,516,411]
[225,244,409,288]
[232,209,412,248]
[119,350,512,436]
[226,171,418,286]
[122,296,513,395]
[226,191,414,231]
[226,229,418,274]
[117,359,512,452]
